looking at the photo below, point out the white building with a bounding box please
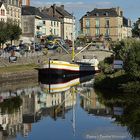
[41,18,61,37]
[21,6,61,43]
[41,4,76,40]
[0,2,7,22]
[1,0,21,26]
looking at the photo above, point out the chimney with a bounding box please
[19,0,22,7]
[61,5,64,9]
[26,0,30,6]
[115,7,123,17]
[53,4,56,17]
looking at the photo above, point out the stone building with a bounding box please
[80,7,132,41]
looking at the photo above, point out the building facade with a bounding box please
[80,7,132,41]
[0,2,7,22]
[41,17,61,37]
[41,4,76,40]
[21,6,61,43]
[0,0,21,26]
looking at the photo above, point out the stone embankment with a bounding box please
[0,50,113,83]
[0,70,38,83]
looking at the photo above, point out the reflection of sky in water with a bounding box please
[16,97,131,140]
[0,76,134,140]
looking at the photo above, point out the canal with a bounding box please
[0,74,139,140]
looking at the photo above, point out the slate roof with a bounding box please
[123,17,131,27]
[22,6,59,21]
[0,2,3,7]
[41,10,60,21]
[83,8,121,18]
[42,5,73,18]
[55,6,73,18]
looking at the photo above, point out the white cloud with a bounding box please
[31,1,113,9]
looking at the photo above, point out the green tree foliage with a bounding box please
[113,38,140,80]
[96,89,140,139]
[94,38,140,93]
[8,21,22,44]
[0,20,22,46]
[0,21,9,45]
[132,18,140,37]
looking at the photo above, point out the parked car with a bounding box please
[4,45,18,52]
[19,44,29,52]
[35,44,42,51]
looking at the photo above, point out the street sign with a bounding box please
[9,56,17,63]
[113,60,123,69]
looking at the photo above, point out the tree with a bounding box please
[113,38,140,80]
[132,18,140,37]
[0,20,22,47]
[0,21,9,47]
[7,21,22,45]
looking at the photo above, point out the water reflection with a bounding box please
[95,90,140,139]
[0,75,139,140]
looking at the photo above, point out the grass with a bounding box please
[0,63,37,73]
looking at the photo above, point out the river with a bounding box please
[0,74,139,140]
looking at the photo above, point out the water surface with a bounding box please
[0,75,139,140]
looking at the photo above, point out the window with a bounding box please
[1,9,5,16]
[85,19,90,27]
[105,28,110,36]
[86,28,90,35]
[95,28,100,36]
[43,21,45,25]
[54,29,56,35]
[96,13,99,16]
[42,28,46,34]
[104,12,108,16]
[51,21,53,26]
[57,21,59,26]
[24,21,28,27]
[105,19,109,27]
[95,18,100,27]
[24,27,28,32]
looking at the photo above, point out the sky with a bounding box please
[31,0,140,23]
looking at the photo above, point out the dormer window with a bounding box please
[96,13,99,16]
[105,12,108,16]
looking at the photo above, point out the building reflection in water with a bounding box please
[0,74,92,139]
[79,82,112,116]
[0,74,137,140]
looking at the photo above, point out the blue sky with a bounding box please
[31,0,140,22]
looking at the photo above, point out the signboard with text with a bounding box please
[113,60,123,69]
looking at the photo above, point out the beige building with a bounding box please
[80,7,132,41]
[0,2,7,22]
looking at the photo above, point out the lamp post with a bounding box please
[71,13,75,62]
[34,15,36,49]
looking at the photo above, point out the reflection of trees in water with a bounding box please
[0,96,22,114]
[96,89,140,139]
